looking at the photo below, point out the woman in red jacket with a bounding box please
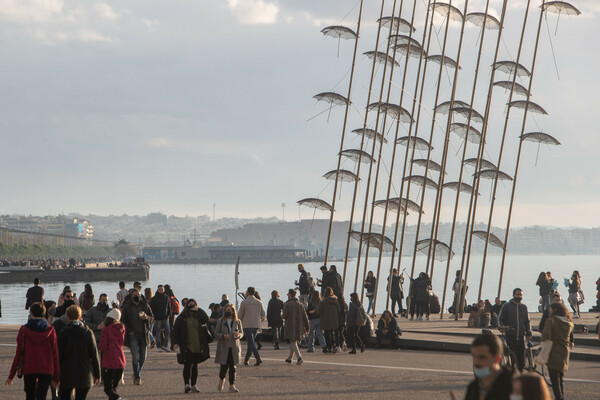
[5,302,60,400]
[98,308,126,400]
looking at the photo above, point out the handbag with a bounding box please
[202,324,214,344]
[176,351,186,365]
[535,340,553,365]
[16,328,25,379]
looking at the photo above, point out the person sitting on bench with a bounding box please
[375,310,400,348]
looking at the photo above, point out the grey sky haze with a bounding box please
[1,1,598,228]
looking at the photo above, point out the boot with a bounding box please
[255,356,262,367]
[243,357,249,366]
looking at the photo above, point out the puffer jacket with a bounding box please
[98,322,126,369]
[498,300,532,339]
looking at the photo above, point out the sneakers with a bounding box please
[162,347,171,352]
[243,357,249,366]
[133,377,141,385]
[185,384,191,394]
[426,316,430,321]
[158,348,163,353]
[360,344,365,353]
[218,379,225,392]
[410,317,414,321]
[150,341,156,349]
[307,348,314,353]
[229,384,239,393]
[285,358,292,364]
[190,385,199,393]
[274,344,280,350]
[332,347,338,354]
[349,350,357,354]
[297,358,303,366]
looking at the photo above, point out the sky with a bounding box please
[0,0,599,228]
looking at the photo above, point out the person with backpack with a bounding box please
[347,293,366,354]
[6,302,60,399]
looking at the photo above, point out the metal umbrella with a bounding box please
[493,80,531,97]
[416,238,454,261]
[314,92,351,122]
[367,102,413,123]
[396,136,433,151]
[493,60,531,78]
[323,169,359,182]
[463,158,497,171]
[402,175,439,190]
[321,25,357,57]
[521,132,561,165]
[412,159,443,174]
[340,149,375,164]
[465,12,501,30]
[363,51,400,68]
[427,55,460,70]
[450,123,482,144]
[508,100,548,115]
[377,16,416,33]
[431,2,464,22]
[472,231,505,249]
[351,127,388,144]
[443,181,479,196]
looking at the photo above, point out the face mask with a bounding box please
[510,395,523,400]
[133,296,140,303]
[473,366,492,379]
[49,307,57,317]
[514,297,522,303]
[99,302,109,310]
[224,311,232,318]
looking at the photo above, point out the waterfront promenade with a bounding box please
[1,314,599,399]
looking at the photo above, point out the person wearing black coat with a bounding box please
[465,333,512,400]
[267,291,284,350]
[57,305,101,400]
[150,285,172,351]
[376,311,400,348]
[414,273,431,320]
[318,266,337,296]
[173,299,210,394]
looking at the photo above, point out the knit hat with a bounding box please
[107,308,121,321]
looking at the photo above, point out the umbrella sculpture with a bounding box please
[297,198,333,228]
[352,127,388,144]
[521,132,561,166]
[367,102,413,123]
[431,2,464,22]
[435,100,470,114]
[450,123,482,144]
[321,25,357,57]
[355,232,397,252]
[465,12,501,30]
[373,199,408,215]
[377,16,416,33]
[493,80,531,97]
[541,1,581,34]
[393,42,427,59]
[508,100,548,115]
[412,159,444,174]
[474,169,513,181]
[416,238,454,261]
[389,34,422,49]
[396,136,433,151]
[427,55,460,70]
[452,106,485,125]
[340,149,375,164]
[363,51,400,68]
[472,231,505,249]
[314,91,351,122]
[443,181,479,196]
[493,60,531,77]
[323,169,359,182]
[463,158,497,171]
[403,175,439,190]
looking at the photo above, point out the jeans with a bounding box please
[147,322,155,346]
[154,319,170,348]
[103,368,123,400]
[219,348,236,385]
[506,335,525,372]
[129,332,147,379]
[243,328,260,359]
[306,319,326,350]
[541,294,551,312]
[24,374,52,400]
[549,369,564,400]
[366,296,374,314]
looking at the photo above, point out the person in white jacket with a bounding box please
[237,287,265,366]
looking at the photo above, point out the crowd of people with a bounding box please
[0,256,147,270]
[6,265,600,400]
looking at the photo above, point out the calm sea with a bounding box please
[1,254,598,325]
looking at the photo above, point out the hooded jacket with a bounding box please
[98,322,126,369]
[498,300,532,339]
[8,319,59,381]
[542,316,574,372]
[318,295,340,331]
[58,320,101,389]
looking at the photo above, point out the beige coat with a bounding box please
[238,296,265,330]
[542,316,573,372]
[282,298,309,342]
[213,318,244,365]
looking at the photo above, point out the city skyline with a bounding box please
[1,1,598,227]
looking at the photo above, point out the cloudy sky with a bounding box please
[0,0,598,228]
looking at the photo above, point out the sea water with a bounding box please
[1,254,598,325]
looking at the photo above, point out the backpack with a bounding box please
[170,296,180,315]
[356,304,367,326]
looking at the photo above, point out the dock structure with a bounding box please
[0,263,149,283]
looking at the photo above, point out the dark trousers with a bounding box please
[376,330,396,346]
[549,369,565,400]
[506,336,526,371]
[24,374,52,400]
[390,293,403,315]
[336,327,345,347]
[219,348,236,385]
[348,325,363,350]
[416,301,428,318]
[409,297,416,317]
[324,329,335,350]
[59,387,89,400]
[183,355,199,386]
[103,368,123,400]
[271,326,283,345]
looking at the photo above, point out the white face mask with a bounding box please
[510,395,523,400]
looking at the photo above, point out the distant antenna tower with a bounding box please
[281,203,286,221]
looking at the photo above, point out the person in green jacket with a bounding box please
[542,302,574,400]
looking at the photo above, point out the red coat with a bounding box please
[98,322,126,369]
[9,320,59,381]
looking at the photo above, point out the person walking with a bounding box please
[116,282,128,308]
[150,284,172,352]
[542,302,574,400]
[295,264,311,306]
[267,290,284,350]
[6,302,60,400]
[98,308,126,400]
[25,277,44,311]
[498,288,532,372]
[172,298,210,394]
[318,287,340,354]
[347,293,366,354]
[214,303,243,393]
[387,269,404,317]
[120,288,153,385]
[57,305,101,400]
[282,289,309,365]
[237,287,265,366]
[84,293,111,344]
[536,272,552,312]
[464,332,513,400]
[306,291,326,353]
[165,285,180,350]
[567,271,581,318]
[78,284,95,315]
[364,271,377,315]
